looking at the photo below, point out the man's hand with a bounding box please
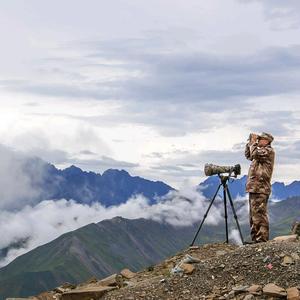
[249,133,258,145]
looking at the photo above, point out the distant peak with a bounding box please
[63,165,83,173]
[102,169,130,177]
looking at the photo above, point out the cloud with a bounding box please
[0,187,228,267]
[2,35,300,137]
[239,0,300,30]
[71,155,139,172]
[0,145,44,210]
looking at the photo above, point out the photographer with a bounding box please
[245,132,275,243]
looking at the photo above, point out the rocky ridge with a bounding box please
[20,234,300,300]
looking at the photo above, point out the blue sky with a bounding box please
[1,0,300,187]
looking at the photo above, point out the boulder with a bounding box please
[273,235,298,242]
[98,273,123,287]
[180,263,195,274]
[287,287,300,300]
[247,285,262,295]
[263,283,287,298]
[61,287,116,300]
[120,268,136,279]
[282,255,294,266]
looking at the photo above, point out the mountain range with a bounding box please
[199,175,300,200]
[23,158,300,207]
[23,158,173,207]
[1,196,299,300]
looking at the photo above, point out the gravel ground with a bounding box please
[102,241,300,300]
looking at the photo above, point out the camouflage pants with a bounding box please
[249,193,269,242]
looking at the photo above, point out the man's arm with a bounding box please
[245,143,251,161]
[249,144,273,162]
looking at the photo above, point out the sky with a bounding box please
[1,0,300,188]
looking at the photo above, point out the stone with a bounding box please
[283,255,294,266]
[180,263,195,274]
[287,287,300,300]
[98,274,123,287]
[247,285,262,295]
[53,288,66,294]
[291,253,300,260]
[273,235,298,243]
[61,286,116,300]
[36,292,56,300]
[232,286,249,294]
[263,283,287,298]
[291,222,300,236]
[6,299,33,300]
[182,254,201,264]
[243,295,255,300]
[189,246,200,250]
[60,283,76,290]
[120,268,136,279]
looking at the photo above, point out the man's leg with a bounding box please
[249,193,255,241]
[249,193,269,242]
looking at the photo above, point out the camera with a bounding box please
[204,163,241,178]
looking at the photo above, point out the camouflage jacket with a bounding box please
[245,142,275,195]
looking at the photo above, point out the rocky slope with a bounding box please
[28,236,300,300]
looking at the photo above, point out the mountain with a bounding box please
[23,158,174,206]
[199,175,300,200]
[0,217,195,300]
[1,198,299,299]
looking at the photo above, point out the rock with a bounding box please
[243,295,255,300]
[273,235,298,242]
[287,287,300,300]
[53,288,66,294]
[263,283,287,298]
[60,283,76,290]
[182,254,201,264]
[189,246,200,250]
[180,263,195,274]
[6,298,33,300]
[291,253,300,260]
[36,292,56,300]
[61,286,116,300]
[232,286,249,294]
[171,265,184,274]
[98,274,123,287]
[282,255,294,266]
[120,268,136,279]
[247,285,262,295]
[216,250,227,256]
[291,221,300,236]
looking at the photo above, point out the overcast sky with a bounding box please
[1,0,300,188]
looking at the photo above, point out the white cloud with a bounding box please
[0,187,227,267]
[0,145,43,210]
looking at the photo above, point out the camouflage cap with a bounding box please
[258,132,274,142]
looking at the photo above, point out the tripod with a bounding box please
[190,174,245,246]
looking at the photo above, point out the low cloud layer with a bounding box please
[0,188,248,267]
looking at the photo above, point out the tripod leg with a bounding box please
[190,183,222,246]
[226,187,245,245]
[223,186,229,243]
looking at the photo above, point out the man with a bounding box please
[245,132,275,243]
